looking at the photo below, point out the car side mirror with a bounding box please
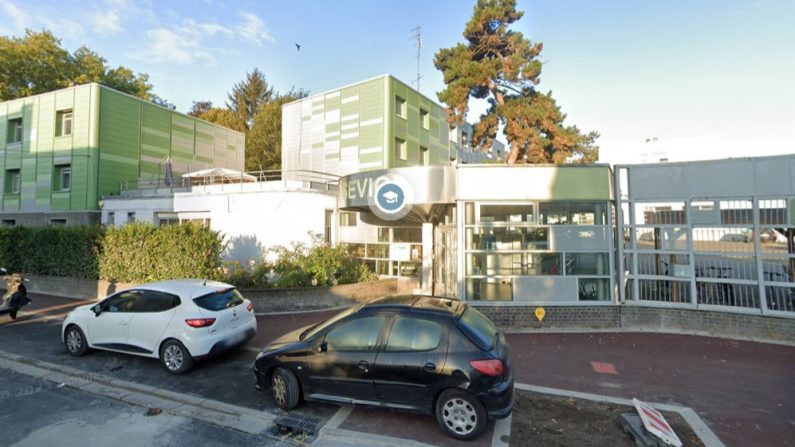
[92,304,102,316]
[0,267,6,274]
[318,341,328,353]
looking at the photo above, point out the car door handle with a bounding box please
[424,362,436,372]
[119,321,128,326]
[358,360,369,371]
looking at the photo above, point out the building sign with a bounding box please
[390,243,411,261]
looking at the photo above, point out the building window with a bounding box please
[420,108,429,129]
[395,138,407,161]
[395,96,406,118]
[339,212,358,227]
[420,146,429,166]
[156,213,178,226]
[7,118,22,143]
[55,165,71,191]
[127,212,136,223]
[5,169,20,194]
[49,219,67,226]
[56,110,73,137]
[2,219,15,227]
[107,212,115,226]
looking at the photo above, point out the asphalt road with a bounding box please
[0,367,287,447]
[3,293,795,447]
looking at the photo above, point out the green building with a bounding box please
[281,74,496,180]
[0,83,244,226]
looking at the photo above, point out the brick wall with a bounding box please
[621,305,795,345]
[474,305,621,330]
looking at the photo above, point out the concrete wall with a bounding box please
[101,181,338,264]
[27,275,136,300]
[1,211,100,226]
[242,278,416,313]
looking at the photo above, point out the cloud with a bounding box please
[236,11,275,45]
[91,10,124,34]
[0,0,28,31]
[0,0,84,38]
[137,28,213,64]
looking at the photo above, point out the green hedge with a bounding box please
[0,226,102,279]
[0,223,224,282]
[99,223,224,283]
[0,224,375,287]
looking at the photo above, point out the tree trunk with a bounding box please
[488,80,518,164]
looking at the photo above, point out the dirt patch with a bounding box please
[510,390,706,447]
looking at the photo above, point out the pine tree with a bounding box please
[226,68,273,130]
[435,0,599,164]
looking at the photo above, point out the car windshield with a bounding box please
[300,306,358,341]
[459,306,498,351]
[193,288,244,311]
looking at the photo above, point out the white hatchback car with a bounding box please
[61,279,257,374]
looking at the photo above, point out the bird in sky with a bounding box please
[295,43,301,51]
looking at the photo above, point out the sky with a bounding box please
[1,0,794,164]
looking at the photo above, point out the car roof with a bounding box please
[359,295,466,318]
[131,279,235,299]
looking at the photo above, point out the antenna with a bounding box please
[410,26,422,92]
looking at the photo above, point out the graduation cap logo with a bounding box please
[375,181,405,214]
[382,190,399,204]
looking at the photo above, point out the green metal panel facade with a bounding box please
[281,75,451,180]
[0,84,244,215]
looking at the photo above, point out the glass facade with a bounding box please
[463,201,612,302]
[341,225,423,280]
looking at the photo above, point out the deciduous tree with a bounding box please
[0,30,168,106]
[246,89,308,171]
[434,0,598,164]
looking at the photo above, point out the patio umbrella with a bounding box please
[164,157,173,186]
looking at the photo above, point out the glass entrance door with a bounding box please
[434,226,457,298]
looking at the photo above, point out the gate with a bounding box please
[615,158,795,316]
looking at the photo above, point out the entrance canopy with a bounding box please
[338,166,456,225]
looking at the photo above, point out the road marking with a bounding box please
[591,361,618,375]
[324,405,353,430]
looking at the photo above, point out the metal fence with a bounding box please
[615,161,795,316]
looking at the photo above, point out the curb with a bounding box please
[514,383,725,447]
[0,349,276,437]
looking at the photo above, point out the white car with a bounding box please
[61,279,257,374]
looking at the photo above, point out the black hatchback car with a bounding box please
[253,295,513,440]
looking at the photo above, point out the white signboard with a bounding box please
[632,398,682,447]
[389,243,411,261]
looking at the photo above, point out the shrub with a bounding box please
[0,226,102,279]
[269,239,376,288]
[99,222,224,283]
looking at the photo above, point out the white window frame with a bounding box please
[57,110,73,137]
[395,138,407,161]
[57,165,71,191]
[395,96,406,119]
[7,170,21,194]
[8,118,22,143]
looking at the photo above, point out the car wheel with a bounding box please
[159,340,194,375]
[271,367,300,411]
[435,389,487,441]
[64,325,89,356]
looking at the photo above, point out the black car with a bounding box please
[253,295,513,440]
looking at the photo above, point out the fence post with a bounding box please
[614,167,626,303]
[753,197,768,314]
[686,199,698,306]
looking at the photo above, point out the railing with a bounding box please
[119,169,339,194]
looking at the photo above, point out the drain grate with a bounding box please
[265,415,323,445]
